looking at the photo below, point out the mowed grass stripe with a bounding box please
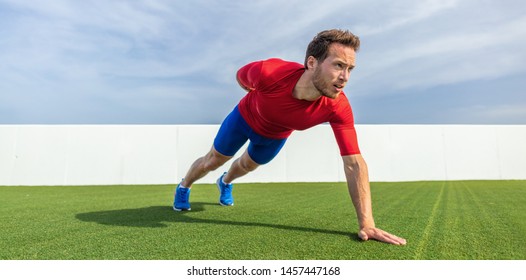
[461,181,526,259]
[412,181,526,259]
[413,181,446,259]
[462,181,503,258]
[0,181,524,259]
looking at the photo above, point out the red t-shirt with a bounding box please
[236,58,360,155]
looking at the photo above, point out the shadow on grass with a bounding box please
[75,202,360,240]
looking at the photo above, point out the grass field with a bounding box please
[0,181,525,260]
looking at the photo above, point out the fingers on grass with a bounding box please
[359,228,406,245]
[382,232,407,246]
[368,228,407,245]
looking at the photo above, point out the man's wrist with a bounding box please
[359,220,375,230]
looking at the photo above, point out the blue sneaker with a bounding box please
[173,183,191,211]
[217,172,234,206]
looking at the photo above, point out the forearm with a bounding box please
[343,155,375,229]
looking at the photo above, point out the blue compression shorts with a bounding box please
[213,106,287,165]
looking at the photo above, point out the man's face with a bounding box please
[311,43,356,99]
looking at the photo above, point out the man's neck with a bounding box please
[292,71,321,101]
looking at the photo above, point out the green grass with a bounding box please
[0,181,525,260]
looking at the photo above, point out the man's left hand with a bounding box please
[358,227,407,245]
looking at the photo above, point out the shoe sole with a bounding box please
[218,200,234,206]
[173,205,191,211]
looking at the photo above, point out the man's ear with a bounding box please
[306,56,317,70]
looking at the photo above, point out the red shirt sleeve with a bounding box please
[330,97,361,156]
[236,61,263,91]
[331,124,361,156]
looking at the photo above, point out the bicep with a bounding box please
[330,99,361,156]
[331,124,361,156]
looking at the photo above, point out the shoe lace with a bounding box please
[177,188,189,203]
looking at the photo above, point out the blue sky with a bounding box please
[1,0,525,124]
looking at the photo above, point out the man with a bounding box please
[173,29,406,245]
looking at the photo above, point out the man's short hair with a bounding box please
[304,29,360,69]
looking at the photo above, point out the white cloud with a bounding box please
[351,1,526,96]
[353,0,458,36]
[449,104,526,124]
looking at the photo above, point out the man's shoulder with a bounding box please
[323,92,350,107]
[327,92,355,124]
[258,58,304,86]
[261,58,303,69]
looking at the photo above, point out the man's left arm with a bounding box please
[342,154,407,245]
[236,61,262,92]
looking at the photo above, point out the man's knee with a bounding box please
[240,153,260,172]
[203,148,231,171]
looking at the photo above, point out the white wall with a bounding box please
[358,125,526,181]
[1,125,525,186]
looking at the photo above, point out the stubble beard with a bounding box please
[312,67,340,99]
